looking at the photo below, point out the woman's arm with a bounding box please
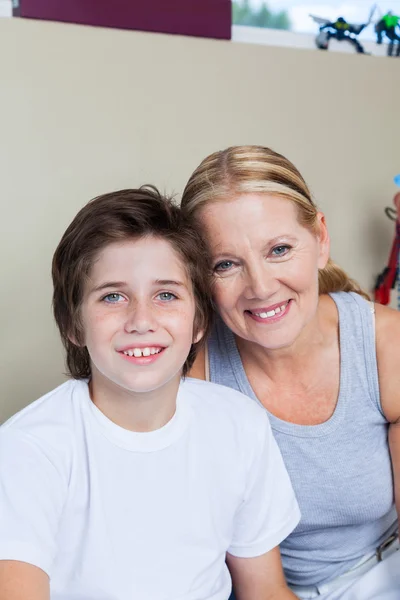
[375,303,400,518]
[0,561,49,600]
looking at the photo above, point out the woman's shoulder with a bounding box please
[374,300,400,332]
[374,303,400,422]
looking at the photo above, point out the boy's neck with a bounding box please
[88,373,181,433]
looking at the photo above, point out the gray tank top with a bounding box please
[207,291,397,586]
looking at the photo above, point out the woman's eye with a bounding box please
[271,245,291,257]
[102,293,125,303]
[214,260,234,272]
[157,292,177,302]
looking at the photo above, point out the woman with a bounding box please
[181,145,400,600]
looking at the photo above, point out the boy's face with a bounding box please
[80,236,200,397]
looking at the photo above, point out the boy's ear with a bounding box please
[193,328,204,345]
[67,329,84,348]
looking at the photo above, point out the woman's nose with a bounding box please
[243,263,280,301]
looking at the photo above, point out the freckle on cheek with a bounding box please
[93,313,111,323]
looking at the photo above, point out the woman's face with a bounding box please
[200,193,329,351]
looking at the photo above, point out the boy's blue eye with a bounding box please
[214,260,234,272]
[157,292,177,302]
[102,293,124,303]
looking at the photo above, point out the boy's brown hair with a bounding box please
[52,186,213,378]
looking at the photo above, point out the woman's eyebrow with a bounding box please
[264,234,298,246]
[212,234,298,256]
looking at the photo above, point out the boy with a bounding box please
[0,186,300,599]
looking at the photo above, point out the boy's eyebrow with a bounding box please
[90,281,127,293]
[154,279,186,287]
[89,279,187,294]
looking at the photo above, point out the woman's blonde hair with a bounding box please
[181,145,369,300]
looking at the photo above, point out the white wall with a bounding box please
[1,18,399,421]
[0,1,12,17]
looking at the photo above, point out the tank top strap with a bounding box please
[329,292,382,417]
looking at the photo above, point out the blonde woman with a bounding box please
[181,145,400,600]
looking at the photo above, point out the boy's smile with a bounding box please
[119,344,164,361]
[79,235,200,430]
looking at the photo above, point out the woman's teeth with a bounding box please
[253,301,289,319]
[123,347,162,357]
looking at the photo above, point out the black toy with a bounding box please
[310,7,376,54]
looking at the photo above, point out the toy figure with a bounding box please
[375,11,400,56]
[310,7,376,54]
[374,187,400,308]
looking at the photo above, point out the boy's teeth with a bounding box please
[123,347,161,357]
[254,302,288,319]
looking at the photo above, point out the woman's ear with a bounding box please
[316,212,330,269]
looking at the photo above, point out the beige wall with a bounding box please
[1,18,399,421]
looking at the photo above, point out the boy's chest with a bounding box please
[51,433,242,598]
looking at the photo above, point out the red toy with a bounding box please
[374,192,400,305]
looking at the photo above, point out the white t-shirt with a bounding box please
[0,378,300,600]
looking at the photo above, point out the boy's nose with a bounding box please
[124,303,157,334]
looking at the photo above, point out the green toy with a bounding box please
[375,11,400,56]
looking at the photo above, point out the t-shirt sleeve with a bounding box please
[0,427,68,575]
[228,412,300,558]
